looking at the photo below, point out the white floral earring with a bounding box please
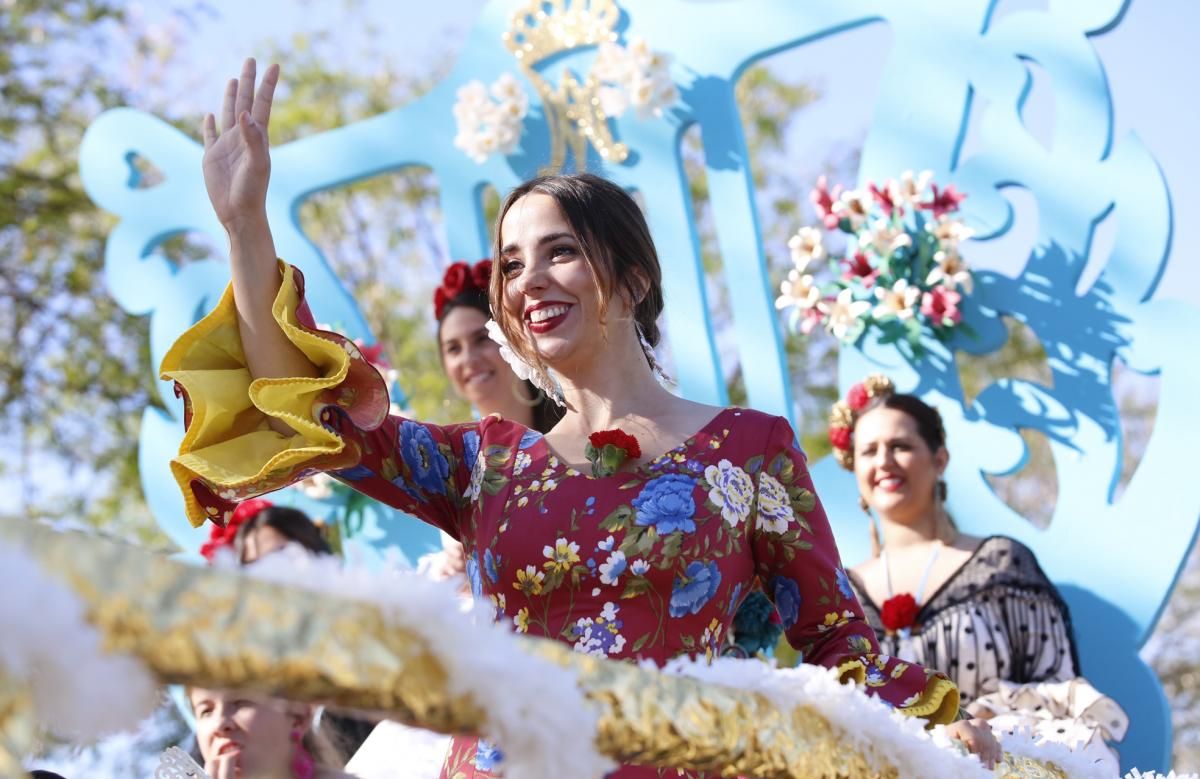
[485,320,565,407]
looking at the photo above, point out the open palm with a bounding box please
[202,58,279,227]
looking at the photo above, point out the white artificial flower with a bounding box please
[787,226,825,271]
[832,189,872,231]
[775,269,821,311]
[589,37,677,120]
[819,288,871,341]
[888,169,933,206]
[928,215,975,248]
[453,74,529,164]
[860,219,911,257]
[926,249,974,294]
[872,279,921,320]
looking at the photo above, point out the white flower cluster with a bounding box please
[591,37,679,119]
[453,72,530,164]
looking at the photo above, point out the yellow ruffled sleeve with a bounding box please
[160,261,390,528]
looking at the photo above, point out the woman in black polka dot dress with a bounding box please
[829,375,1127,767]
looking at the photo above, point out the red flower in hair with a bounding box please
[470,259,492,289]
[880,593,920,633]
[199,498,272,562]
[828,425,852,451]
[846,383,869,411]
[434,260,491,320]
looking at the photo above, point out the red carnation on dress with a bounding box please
[880,593,920,633]
[846,383,869,411]
[585,429,642,478]
[588,429,642,459]
[828,425,852,451]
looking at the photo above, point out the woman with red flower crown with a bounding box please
[831,375,1127,770]
[163,58,983,777]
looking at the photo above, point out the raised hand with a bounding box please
[202,57,279,231]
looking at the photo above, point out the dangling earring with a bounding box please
[859,496,881,559]
[290,727,315,779]
[636,321,672,387]
[511,379,542,408]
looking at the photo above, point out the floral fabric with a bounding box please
[161,263,958,779]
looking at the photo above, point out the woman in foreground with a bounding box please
[163,58,979,777]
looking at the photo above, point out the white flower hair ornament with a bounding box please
[485,319,565,406]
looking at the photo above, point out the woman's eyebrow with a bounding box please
[501,231,575,255]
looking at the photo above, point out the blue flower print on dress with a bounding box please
[571,602,627,656]
[399,421,450,496]
[835,567,854,600]
[333,464,374,482]
[483,548,499,585]
[474,740,504,771]
[465,555,483,598]
[669,560,722,617]
[518,429,542,450]
[727,581,745,615]
[462,429,481,470]
[771,575,802,629]
[632,474,698,535]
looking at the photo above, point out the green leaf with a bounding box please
[600,505,633,532]
[621,577,652,599]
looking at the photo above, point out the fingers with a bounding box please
[237,111,262,156]
[202,113,217,148]
[235,57,256,124]
[251,63,279,128]
[221,77,237,131]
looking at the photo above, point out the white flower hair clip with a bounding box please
[485,319,565,406]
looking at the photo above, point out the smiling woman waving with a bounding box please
[163,58,967,778]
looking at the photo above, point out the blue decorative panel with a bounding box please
[80,0,1192,769]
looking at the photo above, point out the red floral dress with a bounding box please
[162,263,958,779]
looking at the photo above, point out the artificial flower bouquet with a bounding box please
[775,171,976,355]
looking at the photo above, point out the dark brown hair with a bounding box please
[233,505,331,561]
[489,173,664,370]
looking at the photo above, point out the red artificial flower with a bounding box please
[433,287,449,320]
[588,429,642,459]
[200,498,272,561]
[443,262,470,293]
[809,175,841,229]
[921,183,966,218]
[880,593,920,633]
[470,259,492,289]
[868,181,901,217]
[921,286,963,327]
[846,383,869,411]
[842,251,878,288]
[434,260,492,320]
[828,425,852,451]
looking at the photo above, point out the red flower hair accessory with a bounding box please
[585,429,641,478]
[199,498,272,561]
[880,592,920,633]
[827,374,895,469]
[433,259,493,320]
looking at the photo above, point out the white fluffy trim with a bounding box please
[241,546,614,779]
[0,540,158,740]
